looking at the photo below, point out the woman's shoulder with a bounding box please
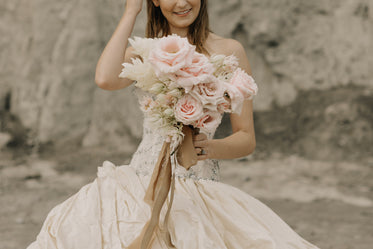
[206,33,246,57]
[206,33,251,74]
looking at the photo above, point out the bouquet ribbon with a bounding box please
[127,141,176,249]
[128,126,197,249]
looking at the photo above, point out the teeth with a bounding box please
[176,9,190,14]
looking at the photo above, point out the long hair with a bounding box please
[146,0,210,54]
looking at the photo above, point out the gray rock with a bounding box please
[0,133,11,149]
[1,0,372,148]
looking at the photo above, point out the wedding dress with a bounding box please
[26,88,320,249]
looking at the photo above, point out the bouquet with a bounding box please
[119,34,257,151]
[118,34,258,249]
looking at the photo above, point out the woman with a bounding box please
[27,0,320,248]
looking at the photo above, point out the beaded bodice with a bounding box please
[128,88,221,182]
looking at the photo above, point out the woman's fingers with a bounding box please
[193,133,208,148]
[193,133,207,141]
[194,147,208,160]
[192,132,209,160]
[193,139,207,148]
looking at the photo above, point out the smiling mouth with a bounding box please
[174,8,192,15]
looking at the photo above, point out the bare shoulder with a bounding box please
[207,33,245,56]
[207,33,252,74]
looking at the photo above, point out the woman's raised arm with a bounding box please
[95,0,143,91]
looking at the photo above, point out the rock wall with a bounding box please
[209,0,373,109]
[1,0,372,152]
[1,0,101,146]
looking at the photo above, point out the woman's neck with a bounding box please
[169,26,188,38]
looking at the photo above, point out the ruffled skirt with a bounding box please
[27,161,320,249]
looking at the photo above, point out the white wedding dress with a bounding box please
[27,89,320,249]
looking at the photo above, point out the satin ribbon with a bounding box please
[128,140,176,249]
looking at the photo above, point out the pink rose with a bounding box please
[148,35,195,77]
[224,83,244,115]
[174,94,204,125]
[190,77,225,108]
[194,110,222,134]
[230,68,258,99]
[217,98,230,114]
[174,52,215,93]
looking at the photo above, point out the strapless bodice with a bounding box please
[128,124,220,181]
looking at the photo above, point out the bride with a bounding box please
[27,0,320,248]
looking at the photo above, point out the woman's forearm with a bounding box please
[208,130,256,160]
[95,10,138,90]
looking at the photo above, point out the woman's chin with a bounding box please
[169,19,196,31]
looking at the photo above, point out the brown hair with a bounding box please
[146,0,211,54]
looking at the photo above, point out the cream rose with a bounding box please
[174,94,204,125]
[223,55,239,72]
[194,110,222,134]
[148,34,195,77]
[230,68,258,99]
[139,96,154,112]
[210,54,239,78]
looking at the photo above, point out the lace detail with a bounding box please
[128,88,221,182]
[129,125,220,181]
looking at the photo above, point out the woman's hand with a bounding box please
[193,132,211,161]
[125,0,143,15]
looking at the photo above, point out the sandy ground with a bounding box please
[0,148,372,249]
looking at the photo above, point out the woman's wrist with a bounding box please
[123,9,140,20]
[205,138,221,160]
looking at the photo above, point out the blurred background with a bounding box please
[0,0,372,248]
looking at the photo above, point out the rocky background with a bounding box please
[0,0,372,249]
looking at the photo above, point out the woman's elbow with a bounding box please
[95,69,118,90]
[95,75,133,91]
[247,140,256,155]
[246,137,256,156]
[95,79,107,90]
[95,74,112,90]
[94,77,120,91]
